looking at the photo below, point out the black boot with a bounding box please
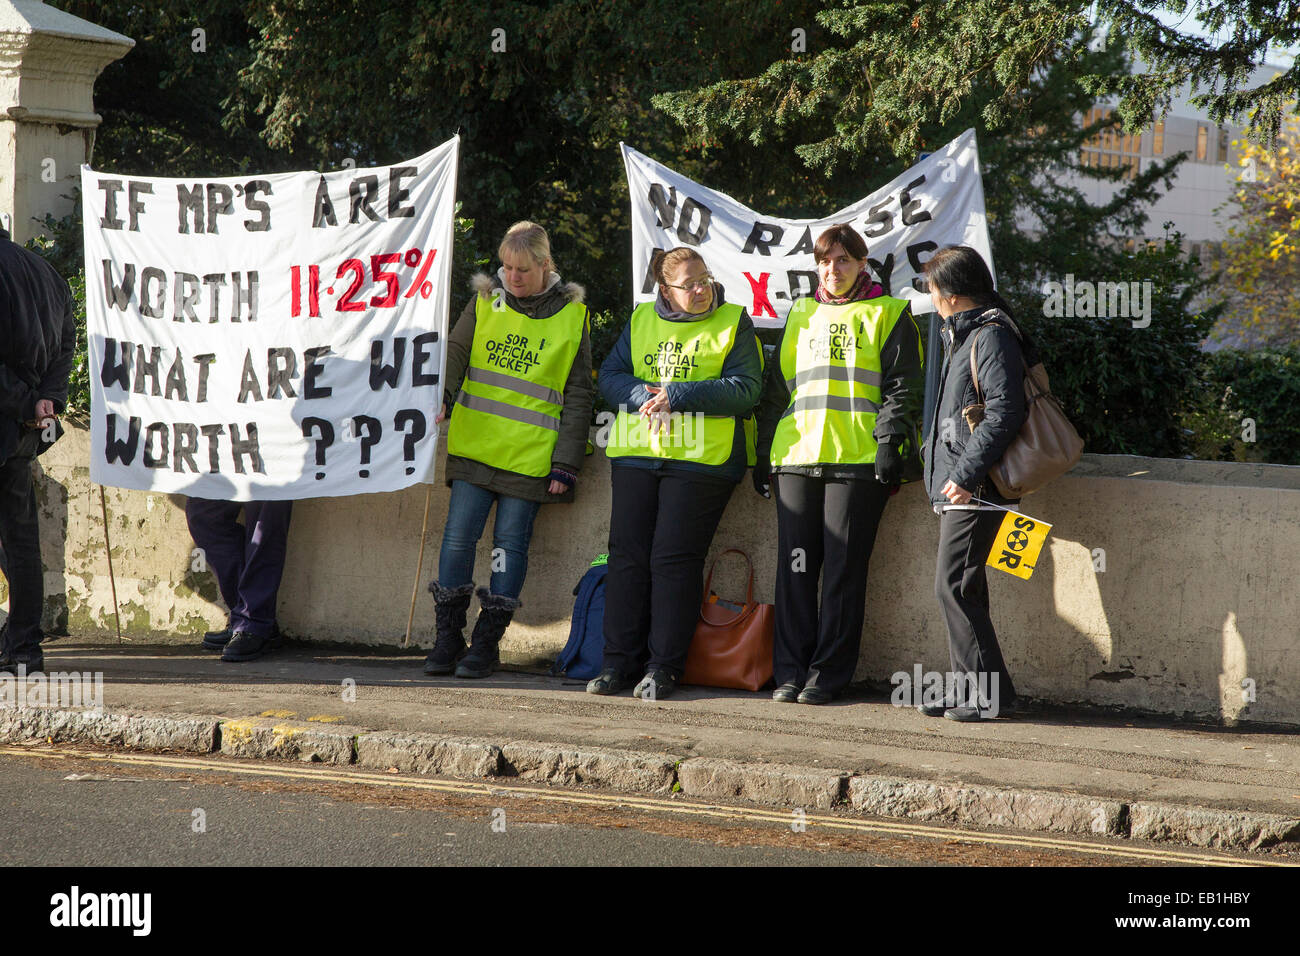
[424,582,475,675]
[455,588,520,679]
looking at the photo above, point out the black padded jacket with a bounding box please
[922,307,1033,510]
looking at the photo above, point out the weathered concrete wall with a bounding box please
[13,422,1300,727]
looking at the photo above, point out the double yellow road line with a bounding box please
[4,743,1293,867]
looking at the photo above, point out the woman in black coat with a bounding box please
[920,245,1030,721]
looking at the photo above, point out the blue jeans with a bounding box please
[437,480,542,600]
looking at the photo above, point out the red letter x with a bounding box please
[744,272,776,319]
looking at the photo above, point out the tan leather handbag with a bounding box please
[683,549,775,692]
[963,312,1084,499]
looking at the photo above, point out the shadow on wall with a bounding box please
[1008,466,1278,725]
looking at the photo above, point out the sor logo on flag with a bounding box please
[987,512,1052,580]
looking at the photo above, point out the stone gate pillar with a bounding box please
[0,0,132,243]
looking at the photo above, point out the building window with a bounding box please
[1196,124,1209,162]
[1218,126,1230,164]
[1080,107,1142,179]
[1152,118,1164,155]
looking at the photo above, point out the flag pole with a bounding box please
[98,485,126,643]
[405,136,456,649]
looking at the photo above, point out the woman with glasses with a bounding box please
[755,223,923,704]
[587,246,763,699]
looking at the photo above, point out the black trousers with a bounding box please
[602,466,735,678]
[934,508,1017,707]
[773,473,890,694]
[185,498,294,638]
[0,429,45,662]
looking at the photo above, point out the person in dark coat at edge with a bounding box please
[919,244,1030,721]
[0,224,76,675]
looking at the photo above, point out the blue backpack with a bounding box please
[551,554,608,681]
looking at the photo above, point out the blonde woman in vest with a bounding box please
[586,247,763,700]
[425,222,594,678]
[755,224,923,704]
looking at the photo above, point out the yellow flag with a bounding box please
[986,510,1052,580]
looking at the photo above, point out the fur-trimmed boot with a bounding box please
[455,588,521,679]
[424,582,476,675]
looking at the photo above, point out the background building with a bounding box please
[1063,62,1287,263]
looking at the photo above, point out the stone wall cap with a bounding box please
[0,1,133,49]
[1070,452,1300,490]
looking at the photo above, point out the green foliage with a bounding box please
[1210,115,1300,347]
[24,207,89,419]
[655,1,1094,164]
[1086,1,1300,148]
[449,204,486,306]
[1018,234,1223,458]
[62,0,846,373]
[57,1,290,177]
[587,309,622,415]
[1195,348,1300,465]
[651,7,1245,461]
[653,1,1300,161]
[219,0,825,331]
[47,1,1300,459]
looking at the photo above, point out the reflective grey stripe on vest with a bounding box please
[780,394,882,419]
[466,366,563,406]
[457,390,560,431]
[785,364,883,393]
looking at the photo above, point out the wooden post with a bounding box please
[403,485,433,648]
[97,485,126,643]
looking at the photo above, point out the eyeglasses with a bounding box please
[664,274,714,292]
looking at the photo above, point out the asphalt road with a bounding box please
[2,745,1286,868]
[0,748,892,866]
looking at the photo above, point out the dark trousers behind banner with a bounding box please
[185,497,294,638]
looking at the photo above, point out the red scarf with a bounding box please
[815,269,883,304]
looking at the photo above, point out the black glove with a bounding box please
[752,458,772,498]
[874,441,902,485]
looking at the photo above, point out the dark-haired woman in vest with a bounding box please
[587,247,763,700]
[919,244,1029,721]
[755,224,923,704]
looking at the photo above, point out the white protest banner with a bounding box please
[83,137,458,501]
[622,129,992,327]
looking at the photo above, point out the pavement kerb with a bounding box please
[0,705,219,754]
[3,704,1298,853]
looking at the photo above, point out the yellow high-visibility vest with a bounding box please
[770,295,911,466]
[606,301,743,466]
[446,293,587,477]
